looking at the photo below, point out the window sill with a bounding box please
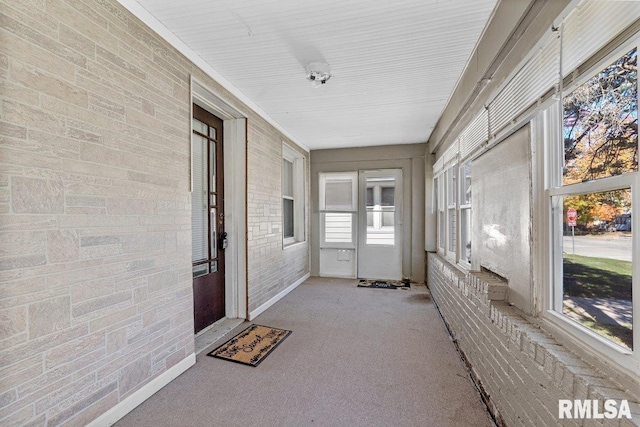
[283,240,306,250]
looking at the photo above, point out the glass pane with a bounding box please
[211,260,217,273]
[210,207,217,258]
[460,208,471,264]
[438,211,445,251]
[436,175,447,250]
[561,188,632,350]
[461,161,472,205]
[381,187,394,206]
[366,187,373,207]
[209,126,217,140]
[563,48,637,185]
[192,118,207,135]
[325,179,354,210]
[447,166,457,206]
[324,212,352,243]
[283,159,293,197]
[283,198,294,238]
[193,263,208,278]
[365,177,395,246]
[448,208,456,253]
[192,134,208,263]
[210,141,216,191]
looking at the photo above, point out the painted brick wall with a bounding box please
[0,0,309,425]
[427,253,640,426]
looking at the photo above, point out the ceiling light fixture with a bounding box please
[306,62,332,88]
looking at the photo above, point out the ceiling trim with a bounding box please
[115,0,310,153]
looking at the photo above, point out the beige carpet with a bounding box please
[115,277,493,427]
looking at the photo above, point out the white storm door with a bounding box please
[357,169,403,280]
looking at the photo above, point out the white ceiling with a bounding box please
[132,0,498,150]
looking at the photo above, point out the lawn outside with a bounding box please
[562,253,632,350]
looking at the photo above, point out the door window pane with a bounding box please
[366,187,373,207]
[210,141,216,190]
[365,177,395,245]
[381,187,394,206]
[192,118,207,135]
[210,207,217,258]
[193,263,208,278]
[192,135,208,263]
[561,188,632,350]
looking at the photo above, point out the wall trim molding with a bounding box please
[248,273,310,320]
[87,353,196,427]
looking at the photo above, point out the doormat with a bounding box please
[207,324,291,367]
[357,279,410,290]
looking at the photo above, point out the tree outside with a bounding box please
[560,48,636,350]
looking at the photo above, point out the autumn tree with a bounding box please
[562,48,637,229]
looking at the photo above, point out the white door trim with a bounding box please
[191,76,247,320]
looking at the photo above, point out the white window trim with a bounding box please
[540,40,640,377]
[282,143,305,247]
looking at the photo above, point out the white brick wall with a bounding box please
[427,253,640,427]
[246,126,310,314]
[0,0,309,425]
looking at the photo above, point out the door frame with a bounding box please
[191,77,247,320]
[357,168,403,280]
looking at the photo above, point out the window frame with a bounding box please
[543,39,640,375]
[435,162,461,263]
[445,163,458,264]
[435,173,446,255]
[318,172,358,249]
[458,160,472,269]
[282,143,305,247]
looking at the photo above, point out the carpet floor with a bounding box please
[115,277,493,427]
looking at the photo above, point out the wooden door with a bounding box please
[192,104,225,334]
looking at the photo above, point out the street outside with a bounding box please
[562,234,632,261]
[562,233,633,349]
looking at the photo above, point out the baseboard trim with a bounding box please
[248,273,310,320]
[87,353,196,427]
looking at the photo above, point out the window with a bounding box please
[436,175,446,253]
[549,47,637,359]
[446,164,458,261]
[319,172,357,247]
[282,143,305,246]
[435,163,462,263]
[459,161,472,266]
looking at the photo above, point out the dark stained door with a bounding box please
[192,104,225,334]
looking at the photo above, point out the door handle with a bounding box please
[218,232,228,250]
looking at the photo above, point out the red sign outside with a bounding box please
[567,208,577,227]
